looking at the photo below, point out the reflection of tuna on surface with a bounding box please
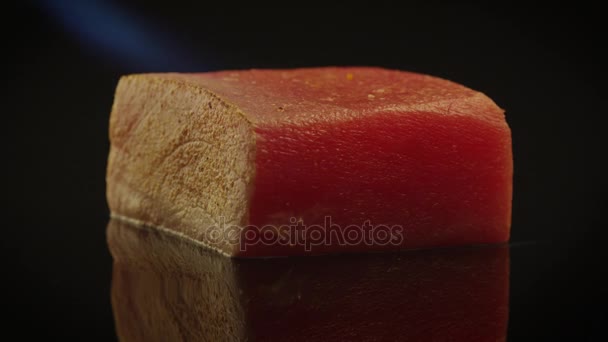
[106,67,512,257]
[108,219,510,341]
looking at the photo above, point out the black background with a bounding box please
[6,1,606,340]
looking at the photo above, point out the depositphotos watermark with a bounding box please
[203,216,404,252]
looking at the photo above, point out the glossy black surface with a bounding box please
[6,219,604,340]
[6,1,605,340]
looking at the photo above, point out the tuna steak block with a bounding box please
[106,67,512,257]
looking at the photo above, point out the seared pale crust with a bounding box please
[107,75,256,256]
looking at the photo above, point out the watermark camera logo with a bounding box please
[204,216,404,251]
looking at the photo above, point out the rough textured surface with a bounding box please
[107,76,255,255]
[106,67,512,256]
[108,219,509,341]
